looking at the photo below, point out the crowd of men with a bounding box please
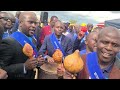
[0,11,120,79]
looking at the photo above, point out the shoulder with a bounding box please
[62,34,72,41]
[43,35,51,42]
[114,56,120,69]
[0,37,17,53]
[2,37,16,45]
[1,37,22,49]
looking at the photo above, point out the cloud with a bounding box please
[65,11,120,22]
[4,11,120,25]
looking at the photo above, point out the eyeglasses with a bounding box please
[0,17,15,24]
[0,17,9,21]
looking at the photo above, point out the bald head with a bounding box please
[98,26,120,39]
[18,11,37,37]
[19,11,37,23]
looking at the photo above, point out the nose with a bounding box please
[58,28,61,31]
[7,19,12,25]
[106,43,112,51]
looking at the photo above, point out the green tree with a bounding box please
[69,19,77,24]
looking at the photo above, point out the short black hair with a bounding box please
[50,16,58,22]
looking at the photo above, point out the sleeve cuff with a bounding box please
[23,64,27,74]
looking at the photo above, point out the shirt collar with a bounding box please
[18,29,20,32]
[18,29,33,38]
[102,60,115,73]
[54,34,62,41]
[58,35,62,41]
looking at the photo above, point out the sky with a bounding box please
[4,11,120,25]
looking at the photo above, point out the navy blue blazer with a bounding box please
[38,34,73,57]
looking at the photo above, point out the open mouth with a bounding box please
[101,51,113,58]
[29,30,35,35]
[93,47,97,51]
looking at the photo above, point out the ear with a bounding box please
[19,20,23,27]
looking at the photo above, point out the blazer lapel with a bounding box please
[61,35,66,47]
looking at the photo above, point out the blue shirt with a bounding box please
[2,30,10,39]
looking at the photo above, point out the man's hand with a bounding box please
[24,57,38,70]
[37,55,45,66]
[57,64,65,77]
[0,69,8,79]
[46,56,54,64]
[63,70,76,79]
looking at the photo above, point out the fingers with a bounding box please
[63,71,73,79]
[47,56,54,63]
[37,55,45,65]
[37,55,43,58]
[65,71,76,79]
[29,57,36,61]
[25,58,38,70]
[47,59,54,63]
[0,69,8,79]
[57,64,65,76]
[3,74,8,79]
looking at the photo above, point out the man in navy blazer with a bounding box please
[39,20,73,63]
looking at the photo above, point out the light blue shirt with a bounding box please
[2,30,10,39]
